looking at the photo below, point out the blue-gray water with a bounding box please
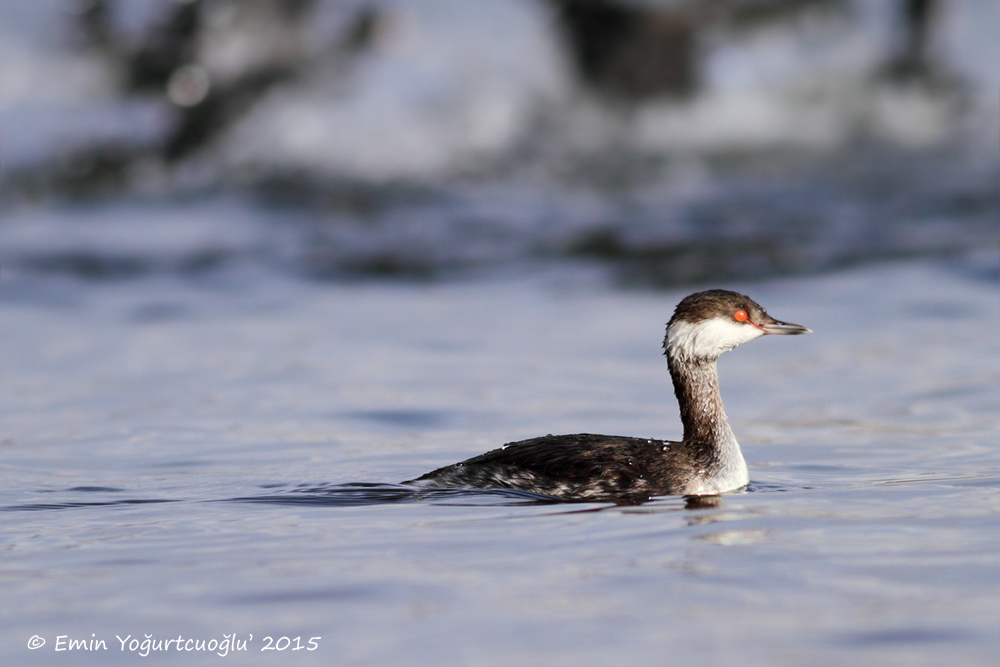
[2,254,997,666]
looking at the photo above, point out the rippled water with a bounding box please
[2,256,997,665]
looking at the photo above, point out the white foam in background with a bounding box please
[214,0,568,181]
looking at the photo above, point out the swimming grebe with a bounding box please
[404,290,810,501]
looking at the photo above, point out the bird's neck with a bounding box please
[667,354,745,482]
[668,356,732,441]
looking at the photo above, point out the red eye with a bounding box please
[734,309,748,322]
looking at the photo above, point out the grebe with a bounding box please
[404,290,810,501]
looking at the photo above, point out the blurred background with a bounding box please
[1,0,997,287]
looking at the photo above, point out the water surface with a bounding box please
[2,260,997,666]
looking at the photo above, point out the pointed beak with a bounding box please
[759,318,811,335]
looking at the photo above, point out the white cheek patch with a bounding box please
[666,317,764,361]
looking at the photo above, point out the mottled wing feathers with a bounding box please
[406,434,677,500]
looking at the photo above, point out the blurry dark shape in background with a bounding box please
[550,0,698,99]
[0,0,995,287]
[123,0,202,92]
[8,0,374,199]
[548,0,848,100]
[72,0,322,161]
[882,0,939,81]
